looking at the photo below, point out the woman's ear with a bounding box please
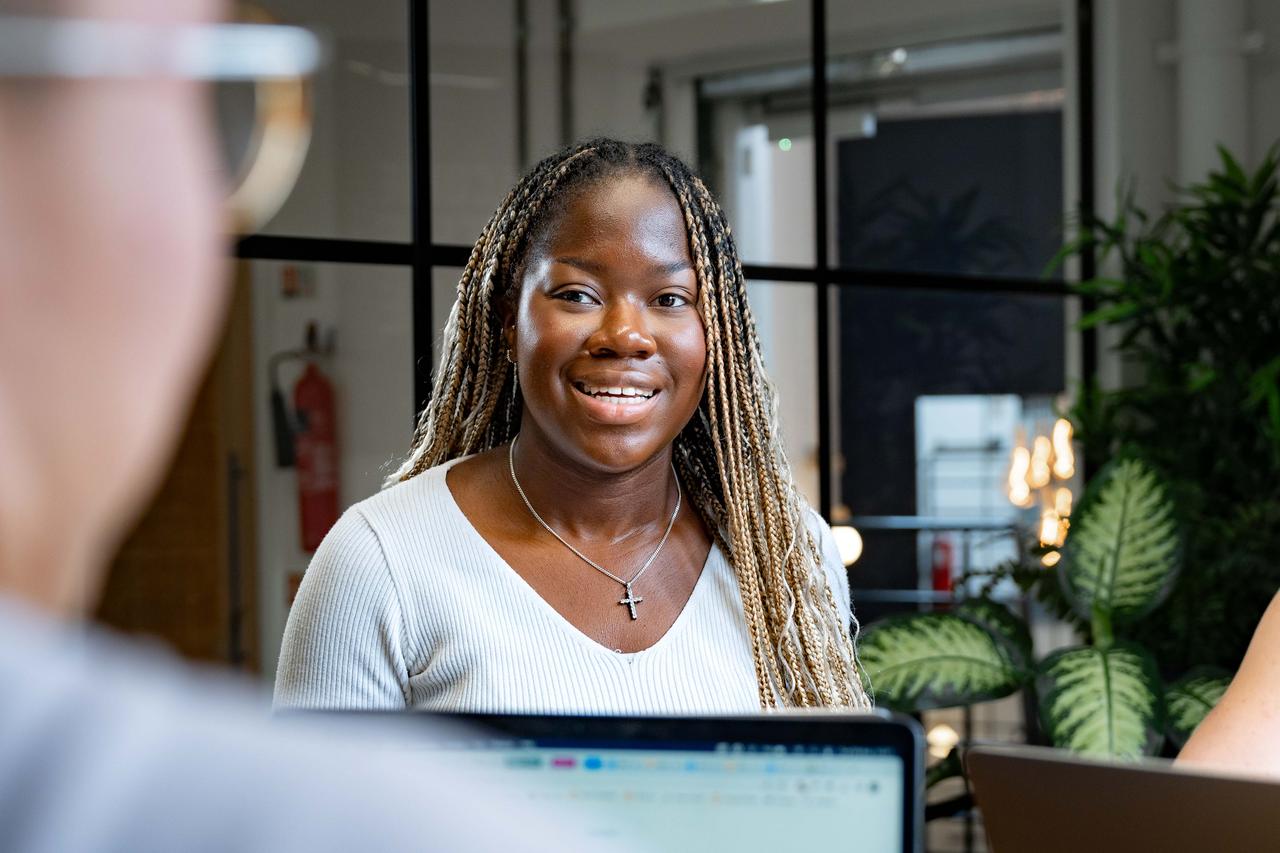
[497,287,515,346]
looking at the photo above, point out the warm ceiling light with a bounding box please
[1029,435,1052,489]
[1052,418,1075,479]
[831,525,864,566]
[1054,487,1073,518]
[927,723,960,759]
[1039,508,1065,547]
[1007,446,1032,507]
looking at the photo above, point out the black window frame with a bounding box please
[233,0,1098,523]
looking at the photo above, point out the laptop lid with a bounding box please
[421,711,923,853]
[966,745,1280,853]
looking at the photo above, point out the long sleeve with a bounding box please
[274,510,409,709]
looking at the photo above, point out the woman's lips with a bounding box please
[570,382,662,425]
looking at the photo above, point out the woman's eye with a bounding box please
[555,289,596,305]
[655,293,690,308]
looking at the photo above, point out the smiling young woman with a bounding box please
[274,138,872,712]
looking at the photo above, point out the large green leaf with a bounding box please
[1059,458,1181,624]
[1165,667,1232,748]
[1037,643,1164,759]
[859,613,1027,711]
[953,596,1033,671]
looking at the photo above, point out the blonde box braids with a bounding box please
[386,138,871,710]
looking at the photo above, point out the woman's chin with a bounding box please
[556,431,674,477]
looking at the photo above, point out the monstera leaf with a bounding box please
[1060,458,1181,625]
[1165,668,1232,748]
[953,596,1034,671]
[859,613,1028,711]
[1037,643,1164,758]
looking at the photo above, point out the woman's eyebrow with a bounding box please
[553,256,693,276]
[552,256,605,275]
[651,259,694,275]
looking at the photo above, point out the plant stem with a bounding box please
[1092,605,1113,651]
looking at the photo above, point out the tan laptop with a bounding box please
[965,745,1280,852]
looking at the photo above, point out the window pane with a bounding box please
[718,127,817,266]
[837,287,1078,623]
[250,261,413,678]
[429,1,814,260]
[587,0,813,266]
[826,2,1067,280]
[429,0,520,245]
[748,280,819,507]
[222,2,411,241]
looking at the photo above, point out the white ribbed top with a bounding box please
[274,456,852,714]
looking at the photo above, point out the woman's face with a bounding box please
[508,172,707,473]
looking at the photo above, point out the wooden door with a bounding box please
[97,265,259,670]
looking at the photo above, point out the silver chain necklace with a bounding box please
[508,434,681,621]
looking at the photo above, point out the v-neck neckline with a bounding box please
[437,456,718,660]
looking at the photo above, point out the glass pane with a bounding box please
[826,2,1067,280]
[429,1,814,261]
[251,261,414,679]
[223,1,411,241]
[836,287,1077,623]
[717,126,817,266]
[429,0,520,245]
[588,0,812,266]
[748,280,820,507]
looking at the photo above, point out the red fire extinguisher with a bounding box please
[293,361,339,552]
[270,324,340,553]
[931,536,954,604]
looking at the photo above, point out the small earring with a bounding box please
[506,347,517,364]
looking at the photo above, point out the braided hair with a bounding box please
[387,138,871,709]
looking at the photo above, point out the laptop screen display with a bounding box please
[435,737,904,851]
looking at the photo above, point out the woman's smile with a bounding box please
[570,377,663,425]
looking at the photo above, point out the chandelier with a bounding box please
[1006,418,1077,566]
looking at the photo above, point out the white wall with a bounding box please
[1254,1,1280,160]
[1088,0,1279,391]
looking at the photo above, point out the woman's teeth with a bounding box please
[579,384,655,400]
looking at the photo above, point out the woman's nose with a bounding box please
[587,299,656,359]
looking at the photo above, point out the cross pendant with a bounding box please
[619,583,644,620]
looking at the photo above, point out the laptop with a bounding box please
[416,711,923,852]
[966,745,1280,852]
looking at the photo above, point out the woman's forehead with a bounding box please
[540,173,691,261]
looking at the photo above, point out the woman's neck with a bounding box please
[507,426,678,546]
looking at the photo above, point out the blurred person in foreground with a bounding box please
[0,1,618,850]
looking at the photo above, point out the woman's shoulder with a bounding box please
[349,456,465,523]
[314,458,471,565]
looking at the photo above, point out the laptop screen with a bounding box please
[418,714,920,853]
